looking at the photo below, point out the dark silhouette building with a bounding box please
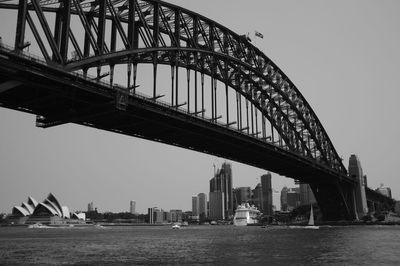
[280,186,289,211]
[233,187,252,210]
[261,173,273,216]
[251,183,262,210]
[209,162,233,218]
[281,187,300,211]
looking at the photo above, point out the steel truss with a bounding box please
[0,0,347,175]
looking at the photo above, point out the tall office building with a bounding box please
[299,183,316,206]
[280,186,289,211]
[251,183,262,210]
[233,187,252,209]
[130,200,136,214]
[209,162,233,218]
[148,207,154,224]
[209,191,225,220]
[286,188,300,211]
[261,173,273,216]
[192,196,199,217]
[348,154,368,218]
[197,193,208,218]
[87,202,94,212]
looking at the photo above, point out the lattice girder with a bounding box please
[0,0,346,174]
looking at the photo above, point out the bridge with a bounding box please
[0,0,394,220]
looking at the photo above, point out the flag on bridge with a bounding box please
[255,31,264,39]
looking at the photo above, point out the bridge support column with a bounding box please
[310,182,356,221]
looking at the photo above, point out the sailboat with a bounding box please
[289,205,319,229]
[304,204,319,229]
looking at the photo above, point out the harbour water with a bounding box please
[1,225,400,265]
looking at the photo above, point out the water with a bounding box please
[1,225,400,265]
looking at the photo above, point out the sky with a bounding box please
[0,0,400,214]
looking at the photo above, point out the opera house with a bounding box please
[9,193,85,225]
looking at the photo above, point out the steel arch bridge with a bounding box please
[0,0,360,220]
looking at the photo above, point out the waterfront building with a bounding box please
[170,209,183,223]
[280,186,289,211]
[192,196,199,219]
[286,188,300,211]
[9,193,81,225]
[198,193,208,219]
[210,162,233,218]
[299,183,316,206]
[148,208,154,224]
[395,201,400,215]
[154,208,163,223]
[163,211,171,222]
[261,173,273,216]
[209,191,225,220]
[233,187,252,209]
[12,196,38,217]
[130,200,136,214]
[348,154,368,218]
[251,183,262,210]
[376,184,392,198]
[87,202,94,212]
[72,212,86,220]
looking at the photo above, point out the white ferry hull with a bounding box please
[233,219,248,226]
[233,203,260,226]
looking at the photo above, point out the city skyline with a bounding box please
[1,0,399,214]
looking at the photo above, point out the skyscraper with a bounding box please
[197,193,208,219]
[209,191,225,220]
[261,173,273,216]
[87,202,94,212]
[348,154,368,218]
[209,162,233,218]
[286,188,300,211]
[148,207,154,224]
[130,200,136,214]
[233,187,252,209]
[251,183,262,210]
[192,196,199,218]
[280,186,289,211]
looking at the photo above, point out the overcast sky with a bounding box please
[1,0,399,214]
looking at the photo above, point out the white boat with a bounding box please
[233,203,260,226]
[172,224,181,229]
[289,205,319,229]
[28,223,51,229]
[304,204,319,229]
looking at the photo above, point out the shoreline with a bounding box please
[2,221,400,227]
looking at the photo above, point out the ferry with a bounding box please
[233,203,260,226]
